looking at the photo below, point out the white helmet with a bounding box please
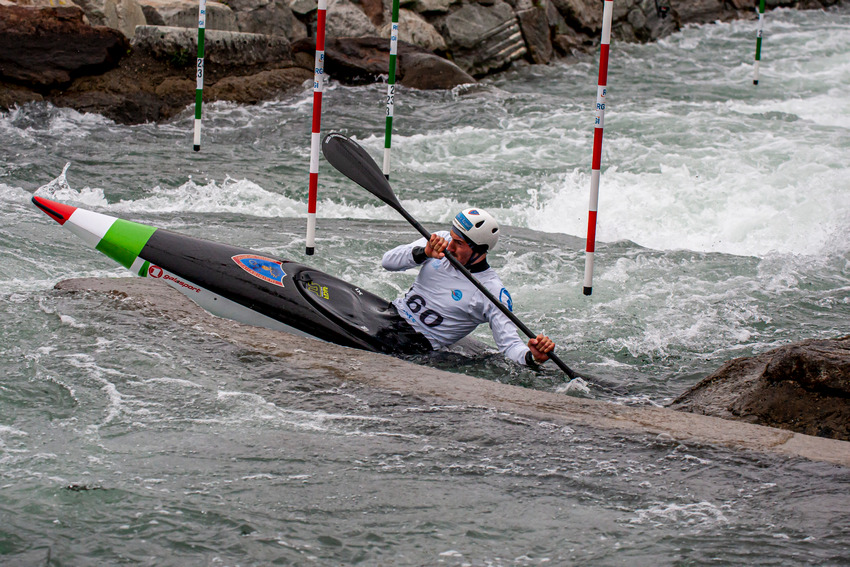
[452,208,500,253]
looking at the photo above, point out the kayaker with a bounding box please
[382,208,555,367]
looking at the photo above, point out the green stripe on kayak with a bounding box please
[96,219,157,269]
[138,260,151,277]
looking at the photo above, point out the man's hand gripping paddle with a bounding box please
[321,132,578,381]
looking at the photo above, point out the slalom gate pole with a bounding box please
[193,0,206,151]
[305,0,328,255]
[753,0,766,85]
[382,0,400,179]
[583,0,613,296]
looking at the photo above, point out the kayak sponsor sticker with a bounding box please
[232,254,287,287]
[305,281,330,300]
[148,264,200,293]
[451,289,462,301]
[499,288,513,312]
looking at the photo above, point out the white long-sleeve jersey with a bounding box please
[382,232,531,366]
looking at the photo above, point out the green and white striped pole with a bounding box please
[753,0,766,85]
[193,0,207,151]
[382,0,400,179]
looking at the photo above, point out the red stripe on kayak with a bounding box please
[32,196,77,225]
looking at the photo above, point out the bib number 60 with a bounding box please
[406,294,443,327]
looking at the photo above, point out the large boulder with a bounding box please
[224,0,307,41]
[612,0,679,43]
[411,0,454,15]
[291,36,472,88]
[0,5,129,87]
[667,0,733,24]
[206,66,312,102]
[441,0,526,76]
[514,0,552,64]
[400,48,472,89]
[136,0,238,30]
[71,0,146,37]
[378,7,446,52]
[326,0,377,37]
[133,25,295,68]
[669,336,850,441]
[549,0,601,33]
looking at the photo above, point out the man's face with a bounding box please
[448,229,475,265]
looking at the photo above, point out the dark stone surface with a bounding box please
[669,336,850,441]
[0,5,130,88]
[291,36,474,88]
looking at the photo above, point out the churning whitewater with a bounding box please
[1,6,849,566]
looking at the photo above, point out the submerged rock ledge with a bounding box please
[54,276,850,468]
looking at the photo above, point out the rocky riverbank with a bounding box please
[1,0,845,123]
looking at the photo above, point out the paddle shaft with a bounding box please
[396,206,577,379]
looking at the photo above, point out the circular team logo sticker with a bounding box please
[451,289,463,301]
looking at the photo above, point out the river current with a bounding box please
[1,7,849,565]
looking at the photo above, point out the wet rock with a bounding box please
[133,25,295,67]
[72,0,147,38]
[440,0,526,76]
[288,0,316,15]
[515,0,552,65]
[0,5,129,87]
[136,0,238,31]
[612,0,680,43]
[358,0,385,27]
[667,0,736,25]
[378,8,447,52]
[292,36,473,88]
[400,49,473,89]
[550,0,601,34]
[225,0,307,41]
[669,336,850,441]
[326,0,378,37]
[206,67,312,102]
[411,0,454,15]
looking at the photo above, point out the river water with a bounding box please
[2,7,849,565]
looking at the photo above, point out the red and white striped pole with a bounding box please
[305,0,328,256]
[583,0,614,296]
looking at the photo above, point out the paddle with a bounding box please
[321,132,579,380]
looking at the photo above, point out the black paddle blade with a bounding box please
[322,133,401,210]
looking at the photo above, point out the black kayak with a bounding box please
[32,195,432,354]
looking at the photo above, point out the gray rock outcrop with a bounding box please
[441,0,526,76]
[0,5,129,87]
[137,0,239,31]
[72,0,146,37]
[133,25,295,67]
[291,36,473,88]
[225,0,307,40]
[326,0,378,37]
[378,8,446,52]
[669,336,850,441]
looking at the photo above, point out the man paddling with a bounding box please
[382,208,555,367]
